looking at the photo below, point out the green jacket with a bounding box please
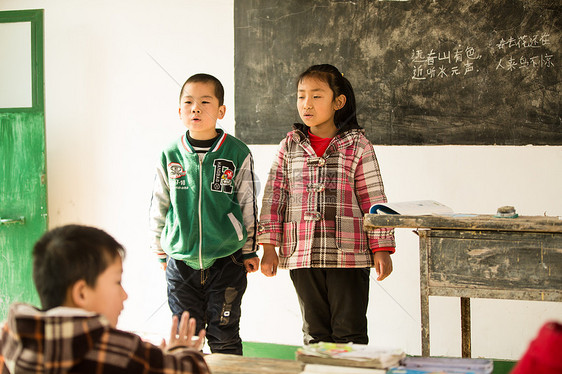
[149,130,258,270]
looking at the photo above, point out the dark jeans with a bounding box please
[166,250,247,355]
[290,267,370,345]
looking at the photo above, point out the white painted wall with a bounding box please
[2,0,561,360]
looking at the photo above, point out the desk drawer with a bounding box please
[423,230,562,301]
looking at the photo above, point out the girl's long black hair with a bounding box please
[297,64,361,131]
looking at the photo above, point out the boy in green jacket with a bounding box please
[149,73,259,355]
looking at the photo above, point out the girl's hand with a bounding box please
[162,311,205,352]
[261,244,279,277]
[373,251,393,281]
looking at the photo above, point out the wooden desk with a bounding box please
[205,353,304,374]
[364,214,562,358]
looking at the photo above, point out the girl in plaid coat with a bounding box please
[258,64,396,345]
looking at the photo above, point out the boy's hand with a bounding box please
[162,311,205,352]
[244,257,260,273]
[261,244,278,277]
[373,251,393,281]
[160,262,167,271]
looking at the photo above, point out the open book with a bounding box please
[369,200,453,216]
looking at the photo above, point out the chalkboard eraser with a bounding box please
[495,205,518,218]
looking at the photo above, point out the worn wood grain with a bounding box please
[461,298,471,359]
[364,214,562,233]
[426,230,562,295]
[205,353,304,374]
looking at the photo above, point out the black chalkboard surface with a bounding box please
[234,0,561,145]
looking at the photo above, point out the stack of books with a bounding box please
[388,357,493,374]
[296,342,405,372]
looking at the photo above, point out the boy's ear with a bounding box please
[218,105,226,120]
[334,94,346,110]
[178,107,182,118]
[68,279,89,308]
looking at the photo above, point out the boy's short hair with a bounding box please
[179,73,225,106]
[32,224,125,310]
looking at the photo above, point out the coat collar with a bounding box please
[181,129,227,153]
[289,123,364,152]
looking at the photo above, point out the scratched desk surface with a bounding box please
[205,353,304,374]
[364,214,562,233]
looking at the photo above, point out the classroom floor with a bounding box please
[241,342,517,374]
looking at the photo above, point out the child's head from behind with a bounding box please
[32,224,127,327]
[297,64,359,131]
[178,73,226,140]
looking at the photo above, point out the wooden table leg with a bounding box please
[421,286,430,356]
[419,230,430,357]
[461,297,471,358]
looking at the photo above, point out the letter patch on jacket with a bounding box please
[211,159,236,194]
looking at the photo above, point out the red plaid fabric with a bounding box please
[258,127,395,269]
[0,304,209,374]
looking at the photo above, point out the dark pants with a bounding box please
[166,250,247,355]
[290,267,370,345]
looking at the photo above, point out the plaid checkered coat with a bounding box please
[0,304,209,374]
[258,125,395,269]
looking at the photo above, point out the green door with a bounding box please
[0,9,47,319]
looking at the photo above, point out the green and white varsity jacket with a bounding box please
[149,130,258,270]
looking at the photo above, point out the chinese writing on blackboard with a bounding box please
[495,33,554,71]
[411,46,482,80]
[411,33,555,81]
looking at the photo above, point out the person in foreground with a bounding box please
[259,64,396,345]
[0,224,209,374]
[510,321,562,374]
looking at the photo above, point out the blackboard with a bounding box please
[234,0,561,145]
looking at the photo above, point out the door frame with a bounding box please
[0,9,44,114]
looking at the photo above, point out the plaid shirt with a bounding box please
[258,125,395,269]
[0,304,209,374]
